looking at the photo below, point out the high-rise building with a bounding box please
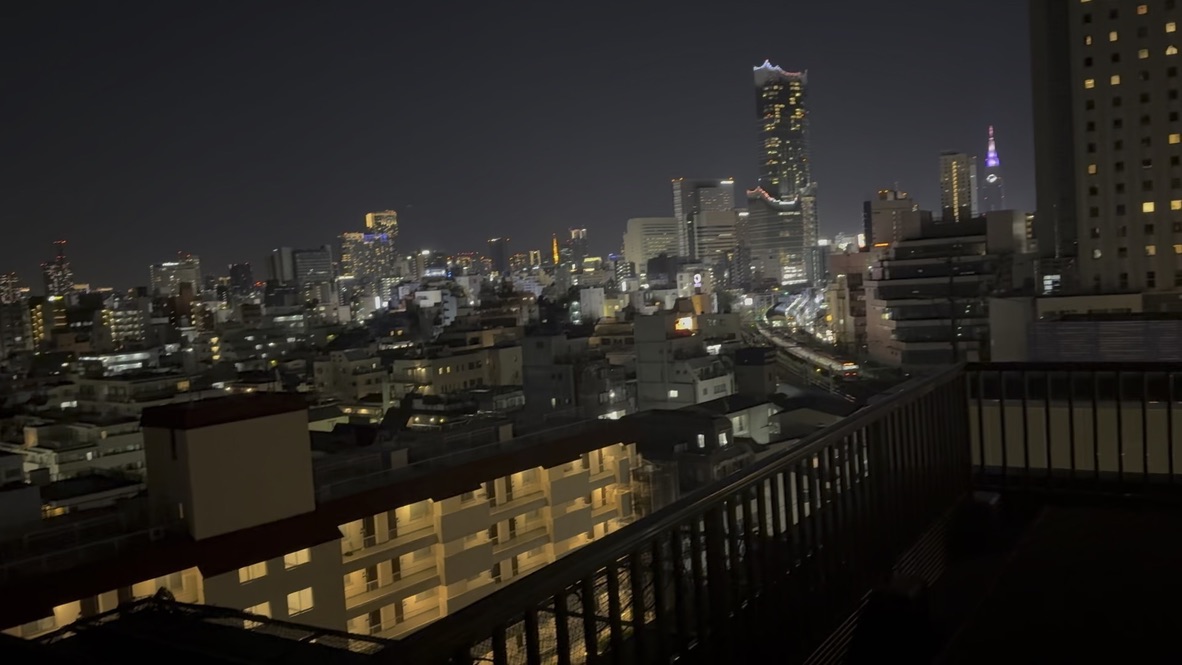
[748,62,820,287]
[292,246,334,287]
[741,188,814,287]
[41,240,73,297]
[509,252,530,273]
[528,249,542,268]
[1031,0,1182,299]
[268,247,296,284]
[0,273,20,304]
[149,253,202,297]
[939,152,979,222]
[754,61,809,199]
[488,237,511,275]
[364,210,398,275]
[228,263,253,295]
[981,126,1006,212]
[863,189,921,248]
[673,179,736,258]
[623,218,680,278]
[568,229,589,265]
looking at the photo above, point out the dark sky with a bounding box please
[1,0,1033,289]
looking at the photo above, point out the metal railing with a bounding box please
[966,361,1182,492]
[389,365,972,664]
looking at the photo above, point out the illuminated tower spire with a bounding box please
[981,125,1006,212]
[985,125,1000,168]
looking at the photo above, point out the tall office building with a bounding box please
[939,152,979,222]
[41,240,73,297]
[364,210,398,273]
[673,179,736,258]
[1032,0,1182,299]
[568,228,589,264]
[268,247,296,284]
[228,263,254,295]
[754,61,810,199]
[487,237,511,275]
[0,273,20,304]
[981,126,1007,212]
[741,188,814,287]
[863,189,920,248]
[149,253,202,297]
[292,246,334,287]
[623,218,680,278]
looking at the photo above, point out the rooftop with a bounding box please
[14,593,390,664]
[39,474,142,504]
[687,393,769,416]
[139,393,308,430]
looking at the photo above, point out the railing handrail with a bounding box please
[967,361,1182,372]
[388,363,966,658]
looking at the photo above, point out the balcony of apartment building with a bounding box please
[380,361,1182,665]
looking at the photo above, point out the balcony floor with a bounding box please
[935,494,1182,664]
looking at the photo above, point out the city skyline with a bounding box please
[1,0,1034,288]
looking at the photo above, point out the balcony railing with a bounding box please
[382,362,1182,664]
[388,364,972,665]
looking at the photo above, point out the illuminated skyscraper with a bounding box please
[939,151,979,222]
[568,228,589,266]
[149,252,202,297]
[672,178,736,258]
[41,240,74,297]
[754,61,809,199]
[981,126,1006,212]
[747,61,820,286]
[0,272,20,304]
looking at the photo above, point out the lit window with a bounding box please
[1139,4,1149,14]
[1088,164,1099,174]
[1172,200,1181,210]
[245,602,271,618]
[1144,202,1157,212]
[287,587,314,616]
[1170,45,1180,56]
[1172,133,1182,144]
[1093,249,1103,259]
[1174,244,1182,254]
[238,562,267,584]
[668,389,679,399]
[696,434,706,449]
[1170,22,1178,33]
[1085,35,1093,45]
[1110,31,1119,41]
[1140,49,1151,59]
[1111,74,1122,85]
[1085,78,1096,88]
[1147,245,1158,256]
[284,548,311,569]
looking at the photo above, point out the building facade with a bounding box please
[0,397,642,642]
[1033,0,1182,297]
[754,61,809,199]
[939,152,979,223]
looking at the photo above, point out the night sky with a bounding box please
[1,0,1033,289]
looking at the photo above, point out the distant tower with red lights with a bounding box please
[981,125,1006,212]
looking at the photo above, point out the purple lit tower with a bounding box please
[981,125,1006,212]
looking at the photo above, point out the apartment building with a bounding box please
[0,395,640,641]
[312,348,388,401]
[387,345,522,399]
[73,372,222,418]
[0,414,145,480]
